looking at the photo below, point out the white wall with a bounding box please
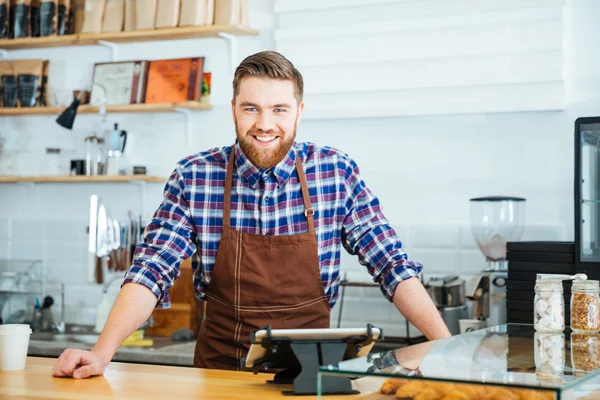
[0,0,598,337]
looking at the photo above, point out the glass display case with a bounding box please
[575,117,600,266]
[318,324,600,399]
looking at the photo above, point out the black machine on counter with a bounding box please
[244,325,382,396]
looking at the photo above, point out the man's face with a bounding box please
[233,77,304,169]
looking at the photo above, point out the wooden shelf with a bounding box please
[0,101,212,116]
[0,175,167,183]
[0,24,258,50]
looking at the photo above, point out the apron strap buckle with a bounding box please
[304,208,314,217]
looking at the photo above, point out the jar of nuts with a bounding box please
[534,279,564,332]
[570,333,600,376]
[571,280,600,333]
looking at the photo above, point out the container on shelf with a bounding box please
[571,280,600,333]
[534,279,565,332]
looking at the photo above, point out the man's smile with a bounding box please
[251,135,280,146]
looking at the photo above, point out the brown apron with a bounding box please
[193,150,331,370]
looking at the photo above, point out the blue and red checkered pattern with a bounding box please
[123,141,422,309]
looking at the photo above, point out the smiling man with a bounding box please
[51,51,450,378]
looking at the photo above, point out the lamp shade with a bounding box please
[56,97,81,130]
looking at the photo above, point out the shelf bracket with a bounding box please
[217,32,237,73]
[0,49,8,59]
[98,40,119,62]
[174,107,193,149]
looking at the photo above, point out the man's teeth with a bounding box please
[254,136,277,142]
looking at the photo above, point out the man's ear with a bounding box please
[296,102,305,126]
[231,99,235,119]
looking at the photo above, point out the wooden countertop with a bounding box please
[0,357,388,399]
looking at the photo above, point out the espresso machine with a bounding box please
[463,196,526,331]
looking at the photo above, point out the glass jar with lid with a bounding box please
[534,332,565,383]
[534,279,564,332]
[571,280,600,333]
[571,333,600,377]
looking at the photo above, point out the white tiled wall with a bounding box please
[1,0,599,337]
[328,222,565,336]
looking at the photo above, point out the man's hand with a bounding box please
[52,349,106,379]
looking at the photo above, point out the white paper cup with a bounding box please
[0,328,31,371]
[0,324,31,333]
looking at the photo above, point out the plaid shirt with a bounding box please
[123,142,422,309]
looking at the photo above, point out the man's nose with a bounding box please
[255,111,276,132]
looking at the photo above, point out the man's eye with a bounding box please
[245,107,257,112]
[274,108,286,113]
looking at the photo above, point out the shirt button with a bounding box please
[264,196,270,201]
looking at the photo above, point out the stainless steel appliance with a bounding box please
[105,123,128,176]
[426,275,470,335]
[464,196,526,330]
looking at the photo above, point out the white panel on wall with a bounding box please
[274,0,566,119]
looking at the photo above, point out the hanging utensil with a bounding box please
[112,219,122,272]
[96,204,109,284]
[87,195,99,284]
[119,220,128,271]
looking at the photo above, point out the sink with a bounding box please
[28,329,196,366]
[30,332,101,346]
[30,330,189,350]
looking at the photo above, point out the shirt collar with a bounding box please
[234,142,298,189]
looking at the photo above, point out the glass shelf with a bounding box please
[319,324,600,399]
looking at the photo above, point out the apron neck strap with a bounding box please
[294,154,315,235]
[224,149,315,234]
[224,150,235,230]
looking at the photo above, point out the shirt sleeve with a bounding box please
[122,165,197,308]
[341,157,423,302]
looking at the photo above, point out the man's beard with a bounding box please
[236,118,297,169]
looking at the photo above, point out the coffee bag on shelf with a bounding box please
[214,0,245,25]
[178,0,213,26]
[0,0,8,38]
[40,0,58,36]
[0,61,17,108]
[15,59,44,107]
[101,0,123,32]
[57,0,69,34]
[31,0,40,36]
[154,0,179,28]
[124,0,134,30]
[134,0,156,30]
[80,0,105,33]
[72,0,84,32]
[10,0,31,38]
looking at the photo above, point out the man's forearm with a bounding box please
[91,283,158,366]
[392,278,451,340]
